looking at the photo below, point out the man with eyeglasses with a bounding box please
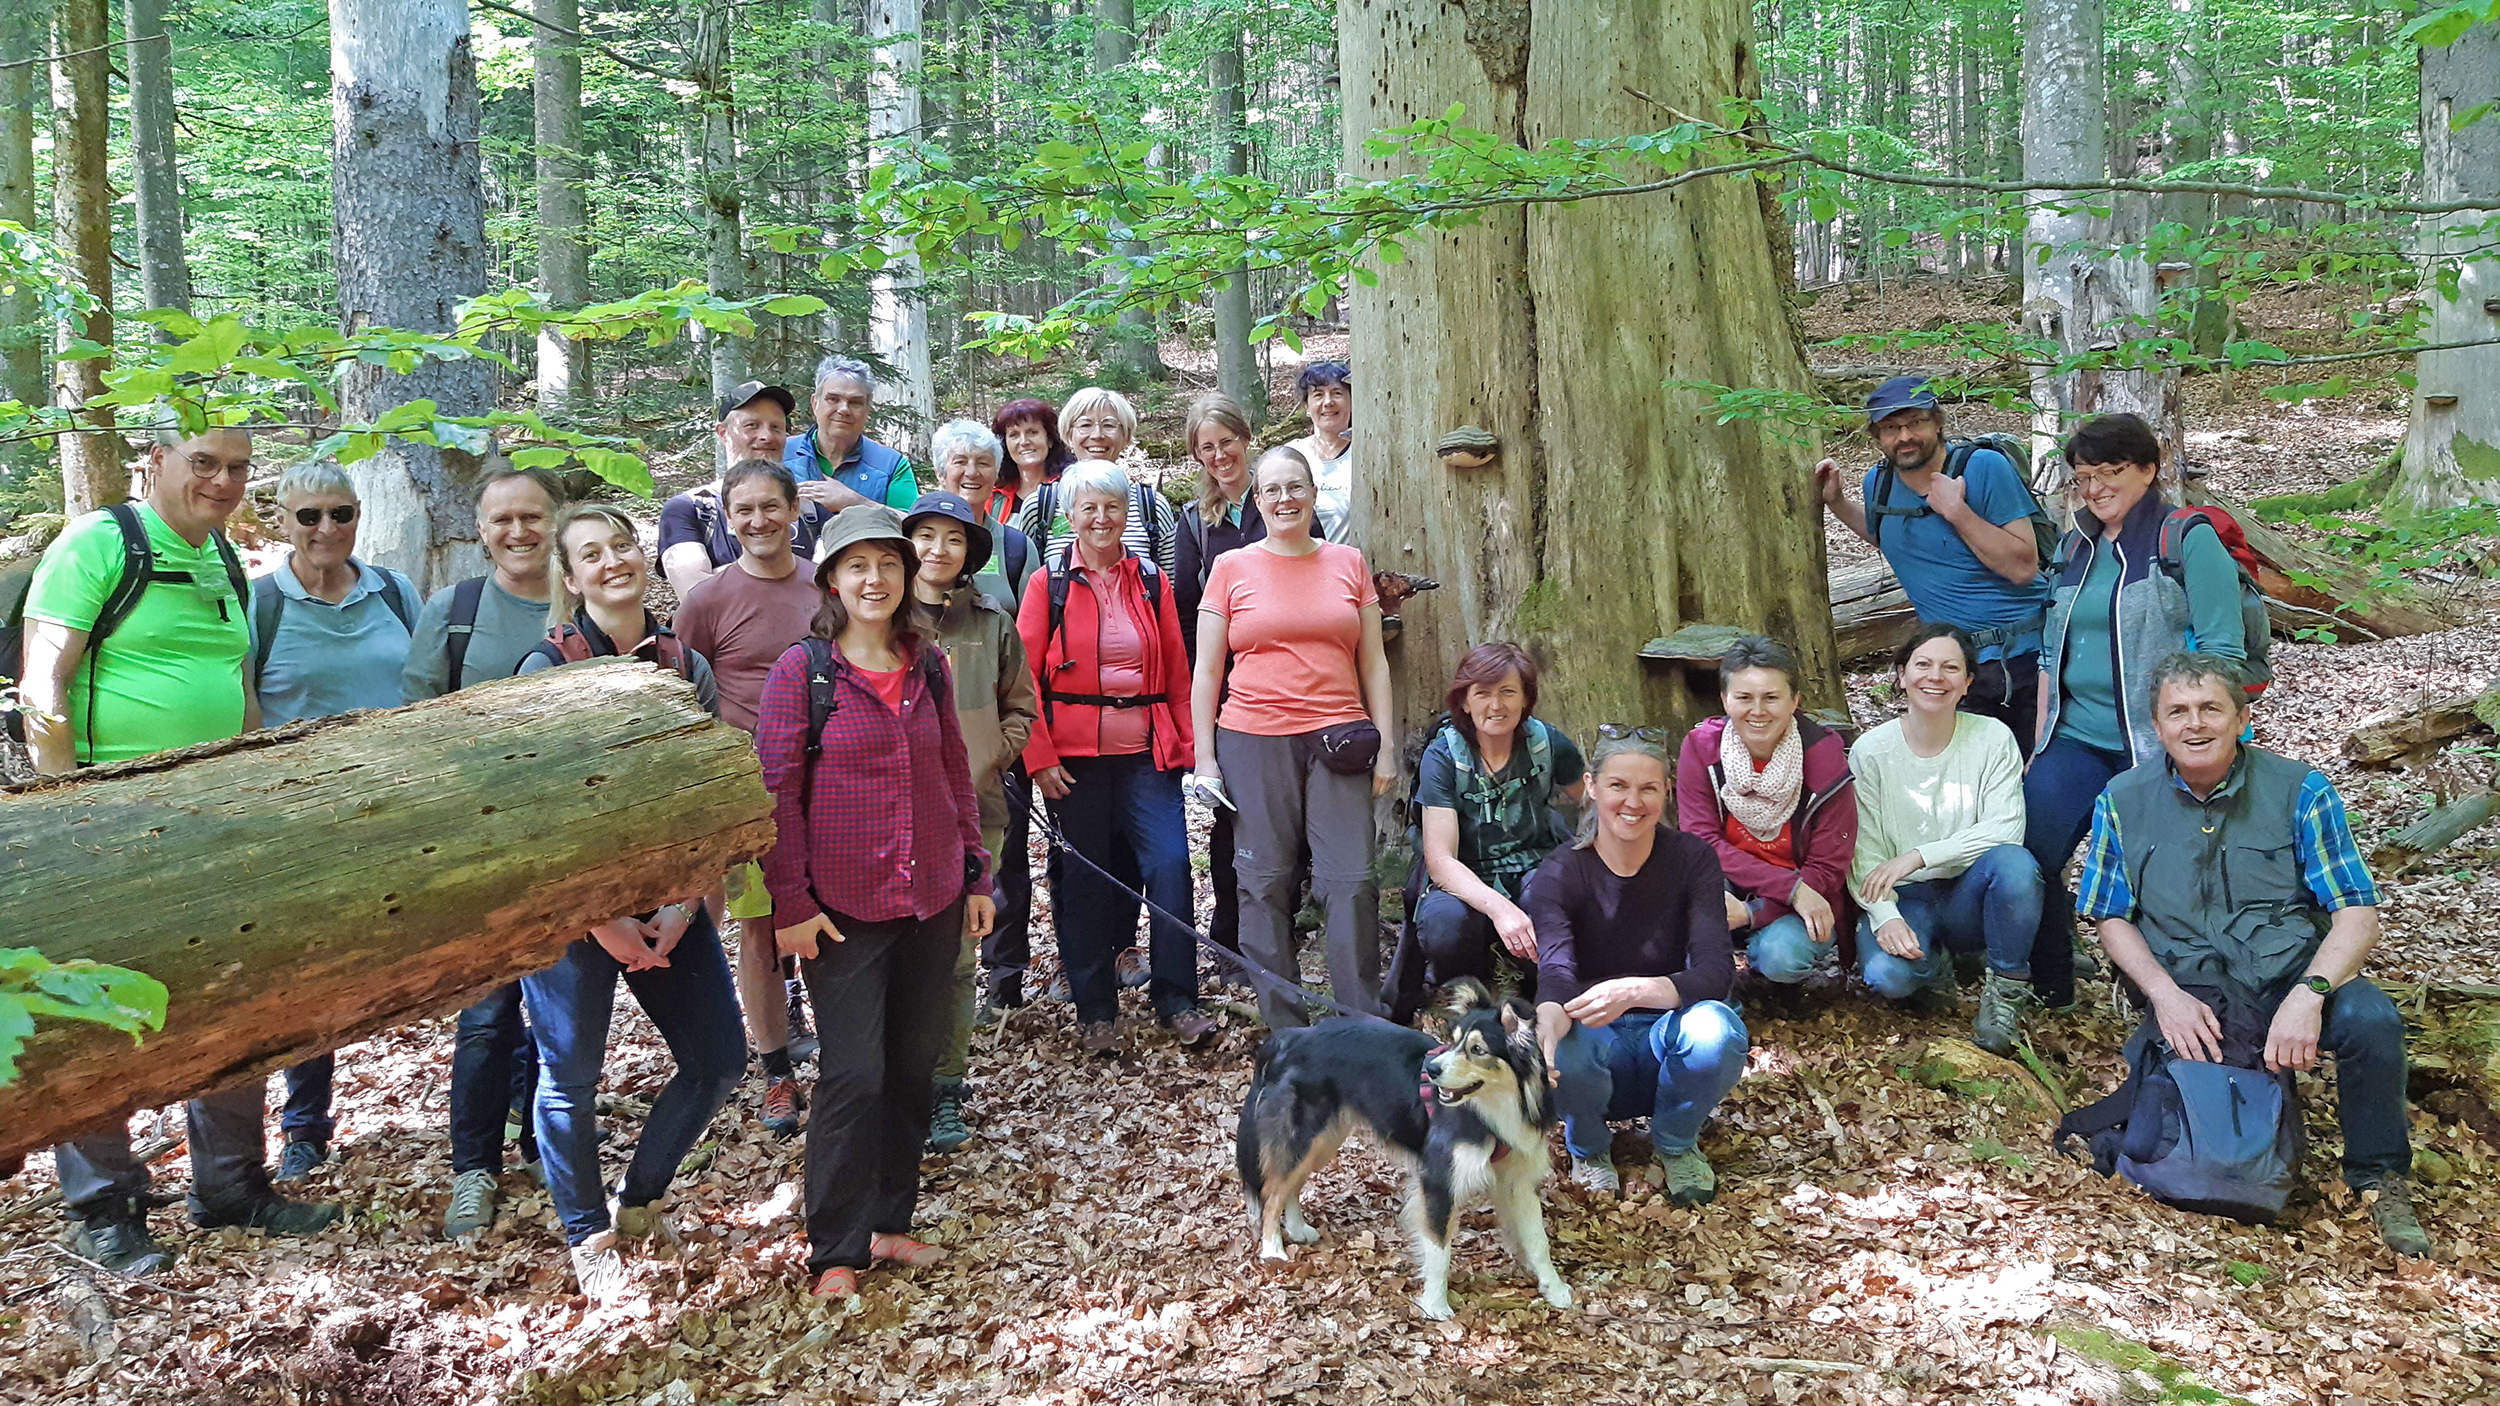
[1813,376,2053,753]
[17,420,341,1276]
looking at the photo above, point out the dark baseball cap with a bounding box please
[1865,375,1939,424]
[901,490,994,579]
[716,380,796,422]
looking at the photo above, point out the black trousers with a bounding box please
[1962,650,2041,757]
[802,900,962,1274]
[980,763,1035,1002]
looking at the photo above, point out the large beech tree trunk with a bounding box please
[330,0,493,592]
[1341,0,1837,738]
[868,0,935,448]
[50,0,123,515]
[687,0,748,401]
[0,665,773,1166]
[2394,21,2500,514]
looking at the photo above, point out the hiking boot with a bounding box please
[2368,1179,2432,1258]
[1571,1154,1621,1196]
[1079,1020,1120,1057]
[612,1199,678,1247]
[984,976,1027,1011]
[570,1229,630,1304]
[928,1080,971,1154]
[1115,948,1150,989]
[1660,1150,1718,1207]
[68,1197,171,1277]
[761,1076,805,1137]
[2072,942,2106,983]
[443,1168,501,1239]
[276,1139,329,1182]
[1973,970,2036,1056]
[1164,1008,1220,1048]
[192,1188,341,1236]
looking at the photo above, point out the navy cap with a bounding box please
[901,490,994,579]
[1865,375,1939,424]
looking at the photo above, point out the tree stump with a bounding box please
[0,661,774,1164]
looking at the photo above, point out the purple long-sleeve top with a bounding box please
[1527,827,1736,1011]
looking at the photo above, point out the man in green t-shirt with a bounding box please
[18,423,339,1275]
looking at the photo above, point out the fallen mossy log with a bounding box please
[2343,686,2497,766]
[2373,792,2500,872]
[0,662,774,1165]
[1831,557,1917,663]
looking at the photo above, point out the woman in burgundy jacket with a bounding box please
[1016,460,1214,1057]
[1675,634,1858,986]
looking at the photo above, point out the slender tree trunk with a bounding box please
[1093,0,1163,383]
[1210,20,1263,424]
[1957,0,1985,275]
[125,0,191,321]
[2162,0,2228,356]
[686,0,748,400]
[330,0,493,591]
[51,0,123,514]
[1342,0,1837,738]
[534,0,588,413]
[812,0,849,353]
[0,3,44,430]
[2394,20,2500,513]
[868,0,934,449]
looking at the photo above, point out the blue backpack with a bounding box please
[2055,984,2301,1225]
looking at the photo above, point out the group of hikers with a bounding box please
[8,362,2431,1310]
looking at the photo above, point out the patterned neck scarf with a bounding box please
[1718,716,1804,843]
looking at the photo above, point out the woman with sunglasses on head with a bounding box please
[1532,730,1749,1205]
[1676,635,1858,990]
[511,504,744,1305]
[2024,413,2247,1011]
[1191,445,1396,1029]
[248,461,425,1184]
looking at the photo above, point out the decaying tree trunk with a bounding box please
[1343,0,1838,738]
[330,0,494,592]
[0,664,773,1166]
[1830,556,1918,663]
[2342,683,2499,765]
[2393,19,2500,515]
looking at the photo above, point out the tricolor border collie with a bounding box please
[1236,980,1570,1320]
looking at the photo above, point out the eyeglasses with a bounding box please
[1596,723,1668,742]
[2069,465,2148,488]
[1255,481,1314,502]
[291,504,359,527]
[182,452,251,481]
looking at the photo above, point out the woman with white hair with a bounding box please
[930,418,1037,609]
[251,459,424,1182]
[1014,460,1213,1055]
[1013,387,1177,576]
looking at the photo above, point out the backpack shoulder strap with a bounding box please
[378,569,419,632]
[89,502,159,650]
[1138,557,1164,614]
[1942,441,1975,479]
[800,637,840,756]
[251,574,285,689]
[1524,717,1553,788]
[2157,507,2221,579]
[1003,529,1029,594]
[444,575,488,690]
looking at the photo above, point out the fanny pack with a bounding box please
[1315,719,1383,776]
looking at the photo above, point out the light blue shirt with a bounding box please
[256,557,418,727]
[1860,448,2052,661]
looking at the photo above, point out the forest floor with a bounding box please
[5,299,2500,1405]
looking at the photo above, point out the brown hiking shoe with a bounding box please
[1164,1008,1219,1047]
[1079,1020,1120,1056]
[761,1076,804,1136]
[2368,1179,2431,1258]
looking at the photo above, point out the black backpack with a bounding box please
[1868,434,2062,573]
[0,503,249,744]
[249,564,420,691]
[1037,557,1164,723]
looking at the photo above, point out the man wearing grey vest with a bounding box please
[2075,652,2428,1257]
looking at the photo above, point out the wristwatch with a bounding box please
[2303,974,2334,997]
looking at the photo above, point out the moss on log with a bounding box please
[0,662,774,1164]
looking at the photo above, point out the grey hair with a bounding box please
[276,459,359,503]
[813,354,875,396]
[1719,633,1804,696]
[2148,651,2250,713]
[1572,734,1676,850]
[929,418,1002,469]
[473,462,567,514]
[1058,458,1132,507]
[147,414,251,451]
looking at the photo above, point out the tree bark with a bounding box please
[686,0,748,401]
[1209,20,1263,424]
[1093,0,1163,384]
[867,0,934,451]
[51,0,124,515]
[0,2,43,430]
[2394,20,2500,515]
[2341,684,2499,765]
[1342,0,1837,739]
[330,0,493,592]
[0,665,774,1166]
[534,0,589,414]
[125,0,192,321]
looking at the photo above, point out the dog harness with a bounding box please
[1421,1044,1509,1164]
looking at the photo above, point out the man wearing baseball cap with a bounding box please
[1814,375,2052,751]
[658,381,826,601]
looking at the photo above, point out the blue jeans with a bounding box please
[522,908,746,1245]
[2311,980,2413,1187]
[1745,914,1828,983]
[282,1054,336,1146]
[449,982,539,1176]
[1046,753,1199,1024]
[2022,735,2130,1008]
[1858,844,2044,999]
[1552,1002,1750,1159]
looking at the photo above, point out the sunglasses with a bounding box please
[1596,723,1668,742]
[291,504,359,527]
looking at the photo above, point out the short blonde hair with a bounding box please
[1057,387,1137,446]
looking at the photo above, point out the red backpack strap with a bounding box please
[553,624,596,662]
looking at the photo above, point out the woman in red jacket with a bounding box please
[756,504,993,1301]
[1674,635,1858,987]
[1017,461,1216,1056]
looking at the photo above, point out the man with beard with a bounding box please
[1814,376,2051,752]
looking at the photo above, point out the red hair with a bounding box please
[1444,643,1541,748]
[991,398,1073,479]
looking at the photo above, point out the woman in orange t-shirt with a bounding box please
[1189,446,1396,1028]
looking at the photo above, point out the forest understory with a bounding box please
[5,292,2500,1406]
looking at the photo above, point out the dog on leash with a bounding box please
[1236,979,1570,1320]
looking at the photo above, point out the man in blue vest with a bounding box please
[1815,376,2050,753]
[784,354,920,513]
[2075,652,2428,1258]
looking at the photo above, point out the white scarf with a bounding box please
[1718,717,1804,843]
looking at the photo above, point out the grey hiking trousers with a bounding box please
[1216,726,1383,1028]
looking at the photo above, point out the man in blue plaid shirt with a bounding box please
[2075,652,2428,1258]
